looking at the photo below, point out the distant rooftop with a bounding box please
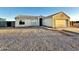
[0,18,6,21]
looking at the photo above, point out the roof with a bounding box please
[15,15,39,20]
[45,12,70,18]
[15,12,70,20]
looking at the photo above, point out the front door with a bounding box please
[7,22,11,27]
[39,18,43,26]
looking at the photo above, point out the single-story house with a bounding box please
[15,12,70,28]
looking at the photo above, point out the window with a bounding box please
[19,20,25,25]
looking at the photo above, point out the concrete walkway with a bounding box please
[63,27,79,33]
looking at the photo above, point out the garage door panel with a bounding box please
[55,20,66,27]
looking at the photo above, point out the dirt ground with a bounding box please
[0,27,79,51]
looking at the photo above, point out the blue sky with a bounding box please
[0,7,79,21]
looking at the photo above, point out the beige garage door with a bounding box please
[55,19,67,27]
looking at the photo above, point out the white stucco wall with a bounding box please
[15,18,39,27]
[43,17,52,27]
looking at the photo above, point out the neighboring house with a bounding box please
[0,18,15,27]
[43,12,70,28]
[6,21,15,27]
[0,18,6,27]
[70,21,79,27]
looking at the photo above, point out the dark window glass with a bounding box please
[19,20,25,25]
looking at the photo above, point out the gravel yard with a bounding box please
[0,27,79,51]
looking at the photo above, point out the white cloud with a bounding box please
[70,15,79,21]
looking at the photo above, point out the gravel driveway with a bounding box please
[0,27,79,51]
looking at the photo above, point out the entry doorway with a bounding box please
[39,18,43,26]
[7,22,11,27]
